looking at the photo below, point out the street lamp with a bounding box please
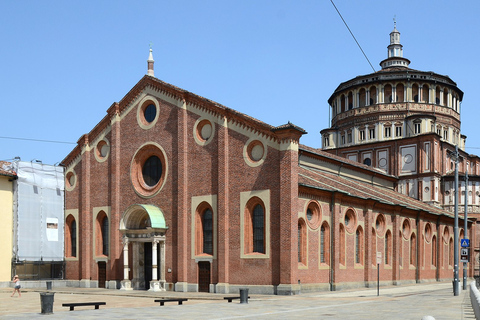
[448,145,460,296]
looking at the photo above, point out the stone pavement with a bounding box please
[0,281,476,320]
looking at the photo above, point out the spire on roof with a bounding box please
[379,19,410,70]
[147,45,154,77]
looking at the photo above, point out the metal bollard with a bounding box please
[40,292,55,314]
[239,288,249,304]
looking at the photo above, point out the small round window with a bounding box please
[65,171,76,191]
[144,104,156,123]
[344,209,357,233]
[425,223,433,243]
[305,201,321,229]
[193,118,215,146]
[137,98,159,129]
[375,214,386,236]
[95,139,110,162]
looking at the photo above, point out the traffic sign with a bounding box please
[461,239,470,248]
[461,248,469,263]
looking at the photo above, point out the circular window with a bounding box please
[137,98,159,129]
[425,223,433,243]
[65,171,76,191]
[375,214,386,236]
[305,201,321,229]
[142,155,162,186]
[144,104,156,123]
[193,118,215,146]
[131,143,168,198]
[363,158,372,166]
[244,139,267,167]
[344,209,357,233]
[402,219,411,240]
[424,187,430,193]
[95,139,110,162]
[404,154,413,164]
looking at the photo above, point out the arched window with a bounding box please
[102,216,109,256]
[422,85,429,103]
[370,86,377,105]
[359,88,366,108]
[320,223,330,264]
[371,227,376,266]
[355,227,363,264]
[96,211,109,256]
[253,204,265,253]
[66,215,76,258]
[449,238,454,266]
[396,83,405,102]
[410,234,416,265]
[244,198,266,255]
[195,203,215,256]
[385,230,392,265]
[339,224,346,265]
[412,84,419,102]
[203,208,213,255]
[432,235,437,267]
[298,219,306,264]
[384,84,393,103]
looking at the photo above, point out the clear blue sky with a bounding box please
[1,0,479,165]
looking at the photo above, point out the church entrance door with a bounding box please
[198,261,210,292]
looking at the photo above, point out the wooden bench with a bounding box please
[62,302,106,311]
[154,298,188,306]
[223,296,250,303]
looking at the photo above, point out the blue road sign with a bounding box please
[461,239,470,247]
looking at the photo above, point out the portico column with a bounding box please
[152,239,158,281]
[120,236,132,290]
[149,239,164,292]
[160,241,166,283]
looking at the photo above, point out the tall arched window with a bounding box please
[355,227,363,264]
[96,211,109,256]
[71,219,77,257]
[66,215,77,258]
[339,225,346,265]
[449,238,454,266]
[320,223,330,264]
[410,234,416,266]
[385,231,391,265]
[298,219,306,264]
[203,208,213,255]
[432,235,437,267]
[371,227,376,266]
[253,204,265,253]
[102,216,109,256]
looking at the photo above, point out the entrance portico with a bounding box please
[119,204,168,291]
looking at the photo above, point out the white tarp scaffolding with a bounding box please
[13,161,65,261]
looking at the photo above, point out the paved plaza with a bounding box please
[0,281,476,319]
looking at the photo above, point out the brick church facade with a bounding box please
[62,28,475,294]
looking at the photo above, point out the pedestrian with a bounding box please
[11,275,21,297]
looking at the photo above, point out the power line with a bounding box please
[0,136,76,145]
[330,0,376,73]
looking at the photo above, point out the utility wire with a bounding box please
[0,136,76,145]
[330,0,376,73]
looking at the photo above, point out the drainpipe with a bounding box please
[416,212,420,283]
[330,191,336,291]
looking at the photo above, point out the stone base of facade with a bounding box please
[148,280,166,291]
[214,283,230,294]
[276,284,301,295]
[174,281,188,292]
[80,279,98,288]
[120,280,133,290]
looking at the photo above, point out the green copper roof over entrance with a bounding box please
[139,204,167,229]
